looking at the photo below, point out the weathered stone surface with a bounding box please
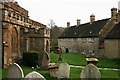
[80,63,101,80]
[25,71,46,80]
[57,62,70,78]
[7,63,24,78]
[1,1,50,68]
[41,51,50,68]
[48,63,59,77]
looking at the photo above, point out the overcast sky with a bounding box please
[16,0,120,27]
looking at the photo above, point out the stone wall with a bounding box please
[0,2,50,67]
[58,38,99,55]
[104,39,120,59]
[20,27,50,54]
[3,22,21,67]
[1,2,27,67]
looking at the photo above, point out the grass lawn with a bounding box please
[50,52,87,66]
[97,58,120,69]
[2,52,120,79]
[100,70,120,78]
[2,66,120,79]
[50,52,120,69]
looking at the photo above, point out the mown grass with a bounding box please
[50,52,120,69]
[2,66,120,79]
[2,52,120,79]
[97,58,120,69]
[50,52,87,66]
[100,70,120,78]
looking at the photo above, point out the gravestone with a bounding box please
[41,51,50,68]
[48,63,59,77]
[25,71,46,80]
[57,62,70,79]
[7,63,24,78]
[80,63,101,80]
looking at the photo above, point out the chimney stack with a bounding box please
[90,14,95,23]
[117,10,120,22]
[77,19,80,26]
[111,8,117,20]
[67,22,70,27]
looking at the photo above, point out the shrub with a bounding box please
[23,51,39,67]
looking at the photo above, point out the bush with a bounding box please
[23,51,39,67]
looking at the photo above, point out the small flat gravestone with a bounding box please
[7,63,24,78]
[57,62,70,79]
[25,71,46,80]
[47,63,59,77]
[80,63,101,80]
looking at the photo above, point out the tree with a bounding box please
[48,19,56,28]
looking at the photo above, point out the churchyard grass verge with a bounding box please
[2,65,120,79]
[2,52,120,79]
[50,52,120,68]
[100,69,120,78]
[50,52,87,66]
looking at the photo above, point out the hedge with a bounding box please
[23,51,39,67]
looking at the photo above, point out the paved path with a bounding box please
[70,65,120,71]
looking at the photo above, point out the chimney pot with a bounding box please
[77,19,80,26]
[111,7,117,20]
[67,22,70,27]
[90,14,95,23]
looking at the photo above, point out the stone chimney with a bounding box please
[67,22,70,27]
[77,19,80,26]
[111,8,117,20]
[117,10,120,22]
[90,14,95,23]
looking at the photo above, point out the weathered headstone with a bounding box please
[57,62,70,79]
[25,71,46,80]
[80,63,101,80]
[48,63,59,77]
[7,63,24,78]
[41,51,50,68]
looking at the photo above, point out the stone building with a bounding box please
[0,1,50,67]
[58,8,120,58]
[20,20,50,54]
[104,22,120,59]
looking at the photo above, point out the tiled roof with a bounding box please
[105,22,120,39]
[59,18,110,38]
